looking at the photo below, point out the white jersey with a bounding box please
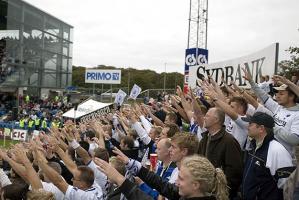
[264,98,299,155]
[266,101,299,135]
[246,104,256,116]
[65,184,103,200]
[87,160,109,198]
[225,115,249,150]
[266,140,294,188]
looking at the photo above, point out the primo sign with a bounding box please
[85,69,121,84]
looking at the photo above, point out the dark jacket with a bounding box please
[139,161,177,199]
[118,179,153,200]
[198,128,243,197]
[242,132,296,200]
[114,176,217,200]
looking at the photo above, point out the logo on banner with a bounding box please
[12,129,27,141]
[114,89,127,105]
[184,48,208,93]
[129,84,142,100]
[185,54,208,66]
[85,69,121,84]
[188,43,278,88]
[185,48,209,72]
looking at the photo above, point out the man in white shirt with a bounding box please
[36,150,103,200]
[209,95,249,150]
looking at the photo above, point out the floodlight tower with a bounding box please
[187,0,208,50]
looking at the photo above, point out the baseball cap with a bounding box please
[273,84,288,91]
[241,112,275,128]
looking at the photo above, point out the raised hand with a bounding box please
[13,146,30,165]
[0,149,9,160]
[242,67,253,82]
[272,75,289,85]
[47,136,60,152]
[176,85,184,97]
[94,157,125,185]
[112,147,129,164]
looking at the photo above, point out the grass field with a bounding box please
[0,139,19,148]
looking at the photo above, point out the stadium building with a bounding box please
[0,0,73,98]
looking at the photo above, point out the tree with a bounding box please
[71,65,184,92]
[278,45,299,78]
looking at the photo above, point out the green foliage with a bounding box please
[72,65,184,92]
[279,46,299,78]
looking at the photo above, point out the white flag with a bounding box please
[114,89,127,105]
[129,84,142,100]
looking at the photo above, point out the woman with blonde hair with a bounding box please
[178,155,229,200]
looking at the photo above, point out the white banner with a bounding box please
[85,69,121,84]
[189,43,278,88]
[114,89,127,105]
[62,99,113,123]
[129,84,142,100]
[11,129,27,141]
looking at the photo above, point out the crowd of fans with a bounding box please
[0,70,298,200]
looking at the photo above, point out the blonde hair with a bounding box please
[27,189,55,200]
[181,155,229,200]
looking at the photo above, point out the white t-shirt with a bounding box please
[264,99,299,154]
[266,140,294,188]
[65,184,103,200]
[225,115,249,150]
[246,104,256,116]
[88,143,99,155]
[88,160,108,198]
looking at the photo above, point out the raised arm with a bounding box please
[146,107,165,127]
[14,146,42,190]
[273,75,299,97]
[48,136,78,175]
[243,68,279,113]
[169,95,189,123]
[94,158,153,200]
[204,83,241,120]
[0,149,27,180]
[35,147,69,193]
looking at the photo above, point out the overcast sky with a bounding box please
[25,0,299,74]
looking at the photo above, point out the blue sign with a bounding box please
[185,48,208,72]
[85,69,121,84]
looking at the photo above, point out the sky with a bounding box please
[25,0,299,74]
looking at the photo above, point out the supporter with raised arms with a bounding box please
[243,68,299,157]
[203,82,249,150]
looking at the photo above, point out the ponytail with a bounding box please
[181,156,229,200]
[213,168,229,200]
